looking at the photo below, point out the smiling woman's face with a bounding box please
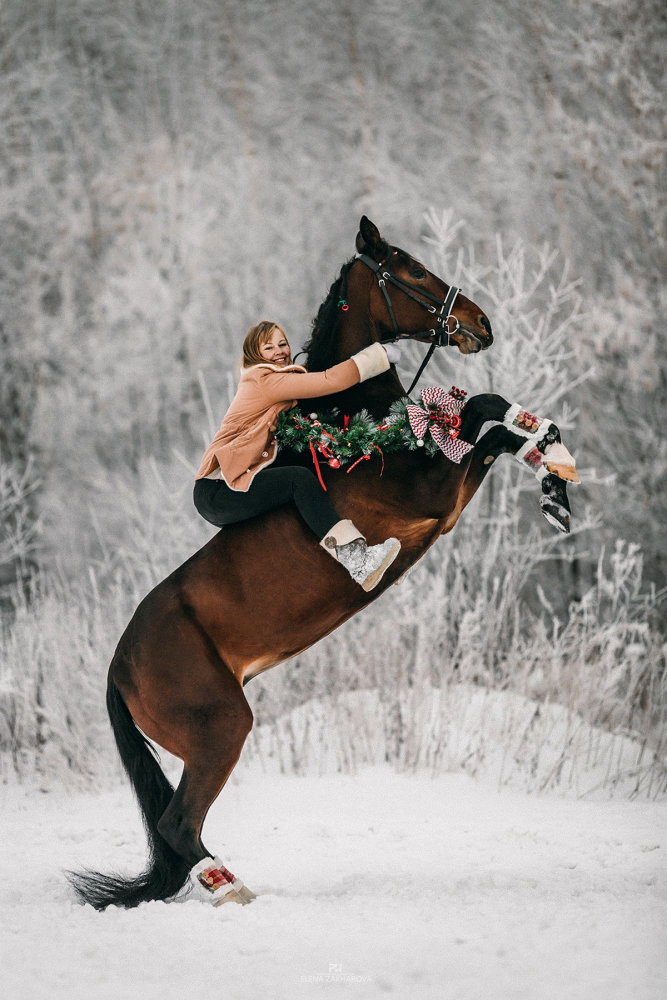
[259,327,292,366]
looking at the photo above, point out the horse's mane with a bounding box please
[301,256,356,372]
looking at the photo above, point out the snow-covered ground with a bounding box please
[2,766,665,1000]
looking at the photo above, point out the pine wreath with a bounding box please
[275,388,468,473]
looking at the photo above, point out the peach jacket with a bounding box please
[195,342,390,491]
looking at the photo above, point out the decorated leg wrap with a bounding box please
[190,857,256,906]
[503,404,579,484]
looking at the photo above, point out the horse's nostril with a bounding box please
[480,315,492,338]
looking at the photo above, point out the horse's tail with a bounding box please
[67,677,191,910]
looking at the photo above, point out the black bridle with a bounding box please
[356,251,461,394]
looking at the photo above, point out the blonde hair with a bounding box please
[241,321,291,368]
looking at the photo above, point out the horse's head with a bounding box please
[354,216,492,356]
[302,217,493,417]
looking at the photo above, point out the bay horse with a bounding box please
[69,217,577,909]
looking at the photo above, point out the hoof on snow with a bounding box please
[233,884,257,904]
[190,857,256,907]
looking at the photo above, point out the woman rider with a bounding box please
[194,321,401,591]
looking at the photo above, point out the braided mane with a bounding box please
[301,256,356,372]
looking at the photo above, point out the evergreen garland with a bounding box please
[275,398,442,467]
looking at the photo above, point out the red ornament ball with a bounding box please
[328,458,341,469]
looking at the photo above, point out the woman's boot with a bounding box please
[320,520,401,591]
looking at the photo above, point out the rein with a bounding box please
[356,251,461,395]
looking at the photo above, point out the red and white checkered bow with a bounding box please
[406,386,473,464]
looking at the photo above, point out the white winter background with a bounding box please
[0,1,665,999]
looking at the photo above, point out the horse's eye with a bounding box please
[412,266,427,279]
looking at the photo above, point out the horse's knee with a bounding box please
[476,424,517,459]
[190,697,253,743]
[460,393,509,442]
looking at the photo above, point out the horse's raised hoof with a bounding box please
[540,473,571,533]
[543,442,580,483]
[540,497,570,533]
[190,857,255,907]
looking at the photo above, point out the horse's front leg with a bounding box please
[459,394,579,533]
[458,393,513,443]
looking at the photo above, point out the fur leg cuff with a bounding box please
[505,404,579,483]
[515,436,549,478]
[350,342,391,382]
[190,856,245,907]
[320,519,365,551]
[503,403,549,440]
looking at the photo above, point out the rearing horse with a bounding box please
[69,217,577,909]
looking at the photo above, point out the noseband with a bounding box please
[356,251,461,394]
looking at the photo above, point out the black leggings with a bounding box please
[193,466,341,540]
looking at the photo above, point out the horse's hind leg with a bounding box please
[155,683,256,905]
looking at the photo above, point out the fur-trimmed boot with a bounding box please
[189,856,256,906]
[321,519,401,591]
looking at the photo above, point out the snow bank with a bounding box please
[243,686,665,800]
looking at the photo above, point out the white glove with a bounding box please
[384,342,401,365]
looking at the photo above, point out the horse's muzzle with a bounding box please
[479,315,493,346]
[455,319,493,354]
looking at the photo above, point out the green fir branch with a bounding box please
[275,399,441,465]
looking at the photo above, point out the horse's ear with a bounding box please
[355,216,388,259]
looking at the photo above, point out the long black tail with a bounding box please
[67,678,191,909]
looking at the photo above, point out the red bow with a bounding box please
[406,386,473,464]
